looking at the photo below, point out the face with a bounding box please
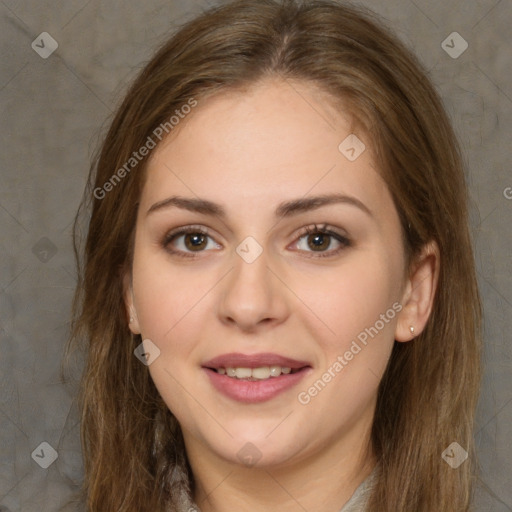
[125,78,409,469]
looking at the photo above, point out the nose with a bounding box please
[217,246,290,332]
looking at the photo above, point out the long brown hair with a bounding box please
[66,1,482,510]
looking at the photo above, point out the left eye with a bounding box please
[294,227,350,255]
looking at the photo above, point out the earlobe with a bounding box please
[122,271,142,335]
[395,241,440,342]
[127,305,141,334]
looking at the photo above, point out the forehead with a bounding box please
[141,78,387,214]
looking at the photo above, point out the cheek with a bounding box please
[131,253,209,418]
[131,244,212,342]
[297,254,401,347]
[293,260,399,420]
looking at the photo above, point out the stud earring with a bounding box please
[129,317,134,323]
[409,326,415,335]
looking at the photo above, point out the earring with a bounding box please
[409,326,415,335]
[129,317,134,323]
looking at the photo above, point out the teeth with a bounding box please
[235,368,252,379]
[269,365,281,377]
[217,366,294,379]
[252,366,270,379]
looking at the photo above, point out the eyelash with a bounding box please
[162,223,351,259]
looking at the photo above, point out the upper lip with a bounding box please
[202,352,311,369]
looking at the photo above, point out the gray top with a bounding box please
[339,466,377,512]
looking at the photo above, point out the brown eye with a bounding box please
[163,227,222,257]
[306,233,332,251]
[294,225,351,257]
[184,233,208,251]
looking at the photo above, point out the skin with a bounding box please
[124,78,439,512]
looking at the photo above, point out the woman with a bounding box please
[68,0,482,510]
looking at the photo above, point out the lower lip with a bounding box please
[203,367,311,403]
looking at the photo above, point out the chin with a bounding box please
[210,427,307,468]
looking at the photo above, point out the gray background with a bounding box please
[0,0,510,510]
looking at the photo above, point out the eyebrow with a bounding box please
[146,193,373,219]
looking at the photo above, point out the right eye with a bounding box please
[163,226,222,257]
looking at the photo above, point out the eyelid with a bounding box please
[163,224,212,242]
[295,223,348,239]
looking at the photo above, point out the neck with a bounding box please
[185,414,376,512]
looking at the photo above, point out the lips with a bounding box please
[202,352,310,370]
[202,352,312,403]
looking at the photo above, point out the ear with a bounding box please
[395,240,440,342]
[122,269,141,335]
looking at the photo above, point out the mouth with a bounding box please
[202,352,312,403]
